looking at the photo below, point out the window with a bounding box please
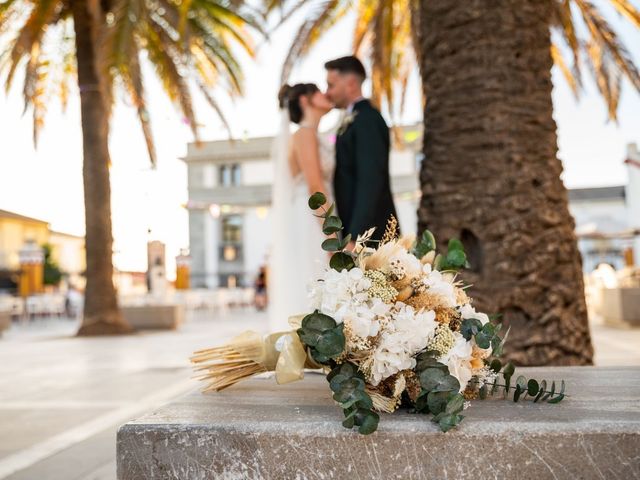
[231,164,241,185]
[219,165,231,186]
[219,164,241,186]
[221,215,242,244]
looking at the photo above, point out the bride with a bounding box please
[268,83,335,331]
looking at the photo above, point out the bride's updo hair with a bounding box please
[278,83,320,124]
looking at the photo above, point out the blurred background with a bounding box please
[0,0,639,478]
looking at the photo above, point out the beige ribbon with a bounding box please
[229,315,321,385]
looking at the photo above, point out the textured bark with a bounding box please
[417,0,592,365]
[72,0,132,335]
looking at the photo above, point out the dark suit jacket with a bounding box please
[333,99,398,241]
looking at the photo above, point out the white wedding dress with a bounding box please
[268,112,335,332]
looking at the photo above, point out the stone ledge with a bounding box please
[117,367,640,479]
[121,304,185,330]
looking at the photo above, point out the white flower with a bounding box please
[309,268,393,347]
[438,332,473,392]
[421,264,457,307]
[308,268,370,323]
[460,303,490,325]
[367,305,438,385]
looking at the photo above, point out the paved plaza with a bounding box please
[0,310,638,480]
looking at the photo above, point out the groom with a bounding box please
[325,56,398,245]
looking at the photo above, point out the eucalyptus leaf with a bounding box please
[489,359,502,373]
[445,393,465,414]
[308,192,327,210]
[330,252,355,271]
[437,413,464,432]
[446,249,467,267]
[460,318,482,341]
[301,311,336,331]
[540,381,556,402]
[316,329,345,357]
[321,238,343,252]
[448,238,464,252]
[513,384,523,402]
[297,327,322,347]
[533,380,547,403]
[323,216,343,234]
[548,380,566,404]
[356,409,379,435]
[412,230,436,259]
[527,379,539,397]
[426,391,449,414]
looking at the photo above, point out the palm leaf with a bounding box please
[3,0,59,91]
[574,0,640,90]
[552,0,582,87]
[608,0,640,28]
[551,42,579,97]
[280,0,348,84]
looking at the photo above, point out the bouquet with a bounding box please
[192,193,565,435]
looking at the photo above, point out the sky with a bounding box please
[0,2,639,275]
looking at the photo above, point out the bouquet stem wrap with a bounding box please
[191,327,320,391]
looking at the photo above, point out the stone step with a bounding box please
[117,366,640,479]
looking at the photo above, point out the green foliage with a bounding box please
[328,362,379,435]
[413,354,465,432]
[308,193,355,272]
[460,318,502,350]
[42,244,62,286]
[308,192,327,210]
[412,230,436,259]
[478,361,566,405]
[323,216,343,235]
[434,238,469,271]
[296,311,345,364]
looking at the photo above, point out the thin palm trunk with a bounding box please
[72,0,132,335]
[417,0,593,365]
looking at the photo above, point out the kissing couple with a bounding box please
[269,55,399,331]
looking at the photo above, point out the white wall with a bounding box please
[395,198,419,236]
[243,208,272,284]
[569,199,628,234]
[242,160,273,186]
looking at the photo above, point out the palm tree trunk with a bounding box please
[72,0,132,335]
[417,0,592,365]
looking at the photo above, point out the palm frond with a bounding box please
[552,0,582,87]
[3,0,59,91]
[124,39,158,166]
[195,77,233,138]
[551,42,579,97]
[574,0,640,90]
[608,0,640,28]
[280,0,349,84]
[353,0,376,53]
[585,38,621,120]
[144,17,199,139]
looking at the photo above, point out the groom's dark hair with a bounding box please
[324,56,366,83]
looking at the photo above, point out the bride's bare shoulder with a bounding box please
[291,127,318,146]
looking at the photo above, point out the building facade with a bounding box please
[183,136,640,287]
[182,127,423,288]
[0,210,85,291]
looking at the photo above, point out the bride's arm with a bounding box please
[292,129,330,200]
[292,130,335,257]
